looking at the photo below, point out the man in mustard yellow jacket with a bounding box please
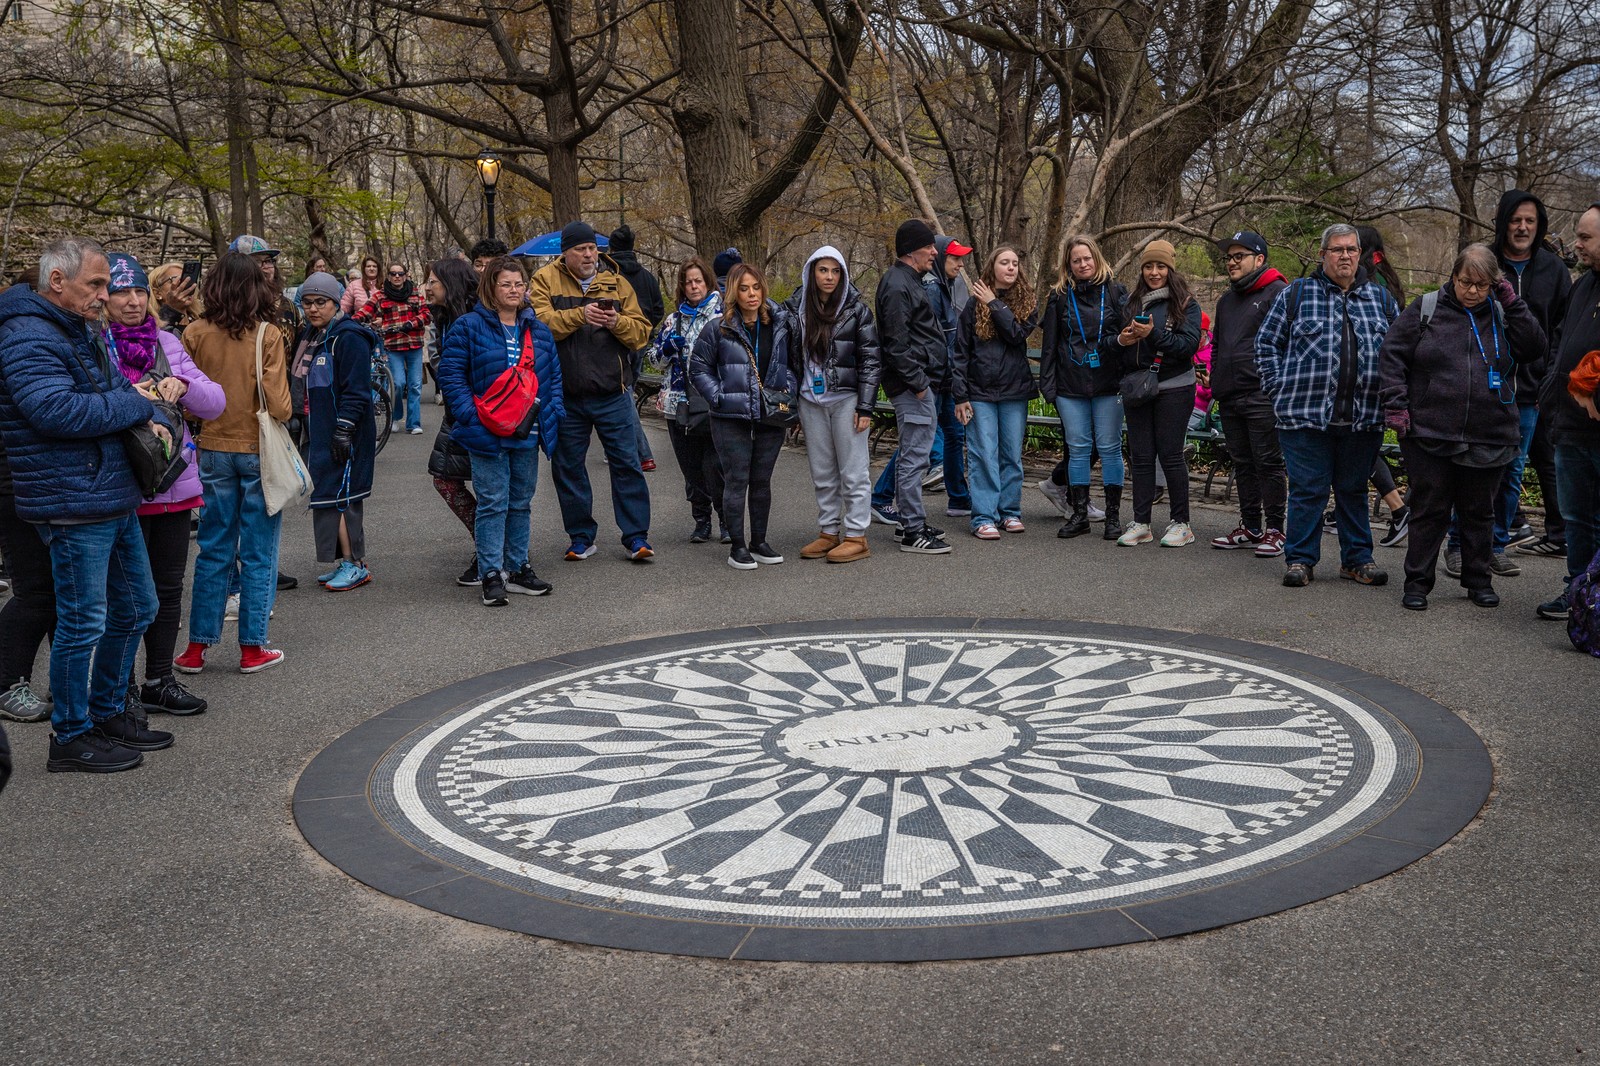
[530,221,656,562]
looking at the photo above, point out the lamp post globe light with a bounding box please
[475,148,502,242]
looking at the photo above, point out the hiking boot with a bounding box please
[1036,478,1070,517]
[825,536,870,563]
[174,642,209,674]
[1254,529,1287,558]
[1536,591,1569,620]
[46,730,143,774]
[0,680,50,723]
[1116,522,1153,546]
[900,527,953,554]
[506,566,553,596]
[750,542,784,564]
[239,646,285,673]
[1489,553,1520,577]
[1211,525,1263,550]
[141,676,207,716]
[1159,522,1195,547]
[727,546,758,570]
[1282,563,1314,587]
[1101,485,1124,540]
[1339,562,1389,586]
[1378,507,1410,548]
[1443,549,1462,578]
[801,532,840,559]
[324,560,372,591]
[97,710,174,752]
[482,571,509,606]
[626,537,656,563]
[457,558,482,587]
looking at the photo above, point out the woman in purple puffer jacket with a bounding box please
[104,252,226,717]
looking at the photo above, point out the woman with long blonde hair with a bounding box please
[951,244,1039,539]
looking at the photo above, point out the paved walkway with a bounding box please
[3,403,1595,1065]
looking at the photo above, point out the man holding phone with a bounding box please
[529,221,655,563]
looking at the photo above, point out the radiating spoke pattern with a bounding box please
[374,633,1417,926]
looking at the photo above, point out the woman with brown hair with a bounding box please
[173,252,293,675]
[952,245,1039,538]
[689,262,798,570]
[340,255,381,315]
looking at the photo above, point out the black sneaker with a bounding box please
[900,527,953,554]
[719,527,733,545]
[1536,592,1570,620]
[141,676,208,716]
[1515,536,1566,558]
[1378,507,1409,548]
[95,710,174,752]
[457,558,482,587]
[277,571,299,591]
[506,566,553,596]
[727,547,758,570]
[1322,509,1338,534]
[481,571,509,607]
[750,542,784,564]
[46,730,143,774]
[1505,524,1538,549]
[690,519,713,543]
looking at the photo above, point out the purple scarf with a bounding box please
[109,316,162,381]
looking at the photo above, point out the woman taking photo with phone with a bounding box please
[1115,239,1202,547]
[646,256,727,543]
[952,245,1038,539]
[690,263,798,571]
[785,244,880,563]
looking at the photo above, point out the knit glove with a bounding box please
[330,420,355,466]
[1384,409,1411,438]
[1493,278,1518,308]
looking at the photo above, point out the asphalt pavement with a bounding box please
[2,401,1596,1065]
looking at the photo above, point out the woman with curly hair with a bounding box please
[951,245,1039,539]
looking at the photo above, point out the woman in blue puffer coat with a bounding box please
[437,257,565,606]
[690,263,798,571]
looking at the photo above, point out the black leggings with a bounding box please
[668,421,725,525]
[1125,386,1193,524]
[0,493,54,686]
[709,418,785,548]
[138,510,194,682]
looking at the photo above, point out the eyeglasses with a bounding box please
[1454,277,1492,293]
[1224,252,1258,264]
[1325,246,1361,257]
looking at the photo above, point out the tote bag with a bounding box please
[255,323,313,515]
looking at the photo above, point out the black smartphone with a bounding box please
[180,259,202,288]
[595,298,617,312]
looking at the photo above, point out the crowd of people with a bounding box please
[1,189,1597,786]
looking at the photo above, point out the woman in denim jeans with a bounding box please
[173,253,293,674]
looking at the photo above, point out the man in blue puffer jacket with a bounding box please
[0,237,179,774]
[437,258,566,606]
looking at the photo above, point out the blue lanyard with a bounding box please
[1466,306,1500,368]
[1069,285,1103,352]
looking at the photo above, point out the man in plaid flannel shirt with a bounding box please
[1256,223,1401,589]
[355,263,431,434]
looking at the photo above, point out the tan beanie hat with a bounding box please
[1140,239,1177,269]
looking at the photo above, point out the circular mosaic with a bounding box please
[295,621,1490,961]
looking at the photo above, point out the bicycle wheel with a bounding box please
[371,362,394,456]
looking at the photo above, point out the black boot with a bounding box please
[1057,485,1092,539]
[1102,484,1124,540]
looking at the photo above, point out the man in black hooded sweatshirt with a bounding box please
[608,225,665,470]
[1495,190,1574,559]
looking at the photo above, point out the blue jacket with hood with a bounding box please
[437,303,565,458]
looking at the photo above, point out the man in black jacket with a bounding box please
[1494,190,1573,559]
[874,220,952,554]
[1535,202,1600,621]
[1209,231,1290,558]
[609,225,664,471]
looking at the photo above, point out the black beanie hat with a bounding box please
[609,224,635,252]
[713,247,742,279]
[895,219,937,258]
[560,221,597,252]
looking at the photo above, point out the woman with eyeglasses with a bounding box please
[1378,243,1546,611]
[354,262,431,434]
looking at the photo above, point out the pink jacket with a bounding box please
[139,330,227,514]
[1193,334,1214,411]
[341,278,377,315]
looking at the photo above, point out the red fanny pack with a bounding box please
[475,328,541,439]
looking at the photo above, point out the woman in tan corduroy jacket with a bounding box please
[174,252,294,676]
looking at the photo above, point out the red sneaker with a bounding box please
[174,642,209,674]
[641,458,656,472]
[239,646,285,674]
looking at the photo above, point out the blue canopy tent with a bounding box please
[511,231,609,257]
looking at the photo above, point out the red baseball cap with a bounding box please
[944,240,974,257]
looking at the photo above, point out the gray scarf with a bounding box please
[1140,286,1170,310]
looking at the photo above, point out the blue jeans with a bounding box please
[471,447,539,576]
[552,390,652,544]
[36,513,159,741]
[387,346,425,431]
[1278,427,1382,569]
[968,400,1029,527]
[1448,403,1537,553]
[1056,395,1126,487]
[873,389,970,510]
[1555,443,1600,583]
[190,450,282,647]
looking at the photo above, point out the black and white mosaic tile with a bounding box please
[296,621,1490,960]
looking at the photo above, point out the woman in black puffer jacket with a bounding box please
[424,258,484,586]
[1379,243,1546,610]
[690,263,799,571]
[783,245,880,564]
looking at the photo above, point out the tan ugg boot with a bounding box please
[800,532,840,559]
[826,535,871,563]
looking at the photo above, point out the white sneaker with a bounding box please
[1088,501,1106,521]
[1160,522,1195,547]
[224,593,240,621]
[1036,479,1069,516]
[1117,522,1153,546]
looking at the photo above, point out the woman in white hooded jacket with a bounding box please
[782,245,882,563]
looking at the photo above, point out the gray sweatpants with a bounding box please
[891,390,937,529]
[312,500,366,563]
[798,398,872,537]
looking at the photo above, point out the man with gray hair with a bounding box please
[1256,223,1402,589]
[0,236,178,774]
